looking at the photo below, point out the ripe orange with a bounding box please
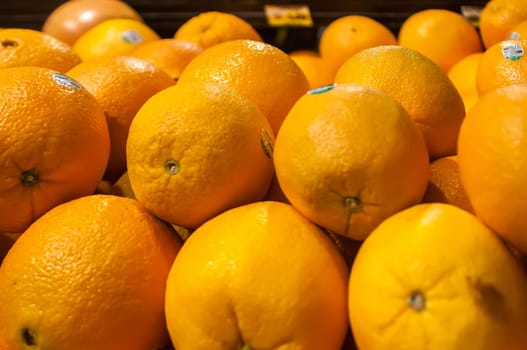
[173,11,262,49]
[165,201,349,350]
[479,0,527,49]
[447,52,483,112]
[126,81,275,229]
[422,155,474,214]
[0,195,182,350]
[129,39,203,80]
[458,84,527,253]
[73,18,160,61]
[349,203,527,349]
[335,45,466,160]
[0,66,110,234]
[42,0,143,46]
[289,51,337,89]
[178,39,309,134]
[475,37,527,96]
[398,9,483,72]
[273,84,429,240]
[319,15,397,71]
[67,56,175,181]
[0,28,81,72]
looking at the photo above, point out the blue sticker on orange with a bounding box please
[308,83,336,95]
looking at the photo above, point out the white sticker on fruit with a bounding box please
[501,41,524,61]
[52,72,81,90]
[508,31,521,40]
[122,30,143,44]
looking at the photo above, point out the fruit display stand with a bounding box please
[4,0,527,350]
[2,0,487,51]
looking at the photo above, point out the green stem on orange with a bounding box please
[240,344,253,350]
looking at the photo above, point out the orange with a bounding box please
[173,11,263,49]
[319,15,397,71]
[73,18,160,61]
[0,28,80,72]
[129,38,203,80]
[447,52,483,112]
[165,201,349,350]
[273,84,429,240]
[422,155,475,214]
[507,18,527,39]
[348,203,527,350]
[0,66,110,234]
[398,9,483,72]
[335,45,466,160]
[126,81,275,229]
[67,56,175,181]
[289,51,337,89]
[178,39,309,134]
[42,0,143,46]
[479,0,527,49]
[458,84,527,254]
[475,37,527,96]
[0,195,182,350]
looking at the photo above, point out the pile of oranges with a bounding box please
[1,0,527,349]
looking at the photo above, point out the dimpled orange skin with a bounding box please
[335,45,466,160]
[177,39,310,135]
[67,56,175,181]
[398,9,483,72]
[318,15,397,72]
[165,201,350,350]
[0,28,81,72]
[273,84,430,240]
[475,38,527,96]
[126,81,275,229]
[129,39,204,80]
[458,84,527,254]
[0,195,182,350]
[0,66,110,234]
[173,11,263,49]
[348,203,527,350]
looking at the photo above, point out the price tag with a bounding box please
[264,4,313,27]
